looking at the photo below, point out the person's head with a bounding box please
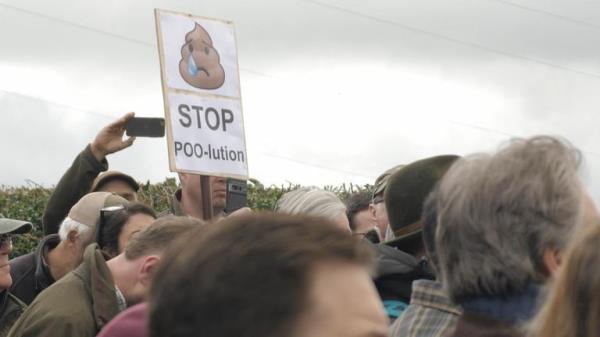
[421,190,440,275]
[149,213,388,337]
[92,171,139,201]
[384,155,459,255]
[436,136,593,303]
[58,192,128,262]
[528,223,600,337]
[108,216,200,305]
[0,217,31,290]
[369,165,404,236]
[346,191,376,232]
[275,187,350,232]
[178,173,227,211]
[97,202,157,257]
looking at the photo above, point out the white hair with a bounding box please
[274,187,346,221]
[58,217,94,244]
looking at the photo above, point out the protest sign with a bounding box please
[155,9,248,179]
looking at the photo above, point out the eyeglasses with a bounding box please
[0,234,13,251]
[96,205,126,248]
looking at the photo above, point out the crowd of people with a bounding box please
[0,111,598,337]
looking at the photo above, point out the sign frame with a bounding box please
[154,8,249,180]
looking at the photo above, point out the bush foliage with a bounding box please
[0,179,371,257]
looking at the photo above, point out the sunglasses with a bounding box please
[95,205,126,248]
[0,234,12,251]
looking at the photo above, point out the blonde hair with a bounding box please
[528,223,600,337]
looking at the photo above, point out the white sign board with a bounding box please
[155,9,248,179]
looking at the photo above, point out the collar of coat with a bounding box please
[34,234,60,291]
[74,244,121,331]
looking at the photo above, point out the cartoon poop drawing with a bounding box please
[179,23,225,89]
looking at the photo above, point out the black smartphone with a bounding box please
[125,117,165,137]
[225,179,247,214]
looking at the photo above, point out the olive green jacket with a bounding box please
[7,244,120,337]
[0,292,26,337]
[42,145,108,235]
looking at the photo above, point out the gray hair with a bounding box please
[436,136,584,303]
[58,217,94,245]
[274,187,346,221]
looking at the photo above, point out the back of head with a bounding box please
[124,216,200,260]
[345,191,373,231]
[528,223,600,337]
[421,189,440,275]
[436,136,583,303]
[274,187,346,222]
[149,213,375,337]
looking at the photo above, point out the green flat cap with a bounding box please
[0,216,32,235]
[384,155,459,248]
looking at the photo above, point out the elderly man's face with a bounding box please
[295,260,389,337]
[0,236,13,290]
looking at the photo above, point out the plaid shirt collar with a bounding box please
[410,279,462,316]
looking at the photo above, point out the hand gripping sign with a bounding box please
[155,9,248,180]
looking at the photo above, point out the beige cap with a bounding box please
[67,192,128,229]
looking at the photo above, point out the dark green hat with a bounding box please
[372,165,405,201]
[384,155,459,247]
[0,214,32,235]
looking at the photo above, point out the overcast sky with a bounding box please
[1,0,600,201]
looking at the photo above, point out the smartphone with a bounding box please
[225,179,247,214]
[125,117,165,137]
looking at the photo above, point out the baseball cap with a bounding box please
[92,171,140,193]
[67,192,129,229]
[0,214,32,235]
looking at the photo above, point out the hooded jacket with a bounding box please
[0,292,26,337]
[9,234,60,304]
[372,243,434,321]
[7,244,120,337]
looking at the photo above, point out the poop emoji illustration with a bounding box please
[179,23,225,89]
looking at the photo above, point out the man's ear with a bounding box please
[543,249,562,276]
[138,255,160,286]
[66,230,79,245]
[368,203,377,221]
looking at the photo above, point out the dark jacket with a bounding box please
[0,292,26,337]
[42,145,108,235]
[9,234,59,305]
[7,244,120,337]
[372,243,434,321]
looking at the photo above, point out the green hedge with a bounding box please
[0,179,371,257]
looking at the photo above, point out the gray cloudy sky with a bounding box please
[1,0,600,200]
